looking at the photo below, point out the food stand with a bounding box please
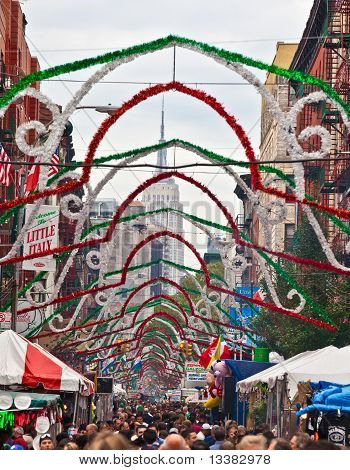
[0,330,94,435]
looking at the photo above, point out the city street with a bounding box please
[0,0,350,463]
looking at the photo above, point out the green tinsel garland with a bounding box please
[0,36,348,115]
[0,410,14,429]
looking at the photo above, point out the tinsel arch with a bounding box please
[3,36,350,388]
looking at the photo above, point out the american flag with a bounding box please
[48,151,60,178]
[25,148,60,195]
[0,142,12,187]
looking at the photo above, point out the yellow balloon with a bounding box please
[204,396,220,409]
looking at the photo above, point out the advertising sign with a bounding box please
[127,391,142,399]
[0,300,44,333]
[22,205,59,272]
[185,362,207,382]
[166,389,181,402]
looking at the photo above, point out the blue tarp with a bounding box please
[225,360,273,382]
[297,382,350,416]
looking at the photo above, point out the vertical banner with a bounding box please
[22,205,59,272]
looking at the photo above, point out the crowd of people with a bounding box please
[0,401,347,450]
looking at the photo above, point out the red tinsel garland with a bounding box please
[5,82,350,270]
[26,231,337,333]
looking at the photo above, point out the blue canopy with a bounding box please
[225,360,273,382]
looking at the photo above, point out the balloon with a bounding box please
[204,396,220,409]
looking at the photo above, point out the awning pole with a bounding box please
[72,390,79,426]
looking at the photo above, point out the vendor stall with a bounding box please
[0,391,61,446]
[0,330,94,430]
[223,359,273,425]
[237,346,350,437]
[296,381,350,446]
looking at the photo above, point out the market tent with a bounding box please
[0,330,94,395]
[236,346,350,398]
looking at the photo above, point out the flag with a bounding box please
[131,356,142,372]
[25,149,60,195]
[199,336,231,369]
[253,288,266,303]
[0,143,12,186]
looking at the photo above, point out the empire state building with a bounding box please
[142,98,184,293]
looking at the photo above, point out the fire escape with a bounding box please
[323,1,350,260]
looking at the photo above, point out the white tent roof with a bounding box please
[237,346,350,398]
[0,330,94,395]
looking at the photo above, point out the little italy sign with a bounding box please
[22,205,59,272]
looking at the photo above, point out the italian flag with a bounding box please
[199,336,231,369]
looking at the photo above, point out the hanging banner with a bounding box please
[22,205,59,272]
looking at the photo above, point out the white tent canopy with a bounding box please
[0,330,94,395]
[237,346,350,398]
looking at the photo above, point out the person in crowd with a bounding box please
[78,424,87,434]
[86,423,98,437]
[39,434,55,450]
[56,438,70,449]
[143,408,154,425]
[209,426,226,450]
[120,421,130,431]
[191,439,209,450]
[290,432,311,450]
[262,431,275,448]
[141,429,159,450]
[159,434,187,450]
[135,424,147,438]
[303,440,342,450]
[236,435,267,450]
[180,429,198,448]
[220,440,236,450]
[75,433,89,450]
[87,432,131,450]
[64,442,79,450]
[12,427,28,450]
[198,423,214,445]
[226,424,239,443]
[268,438,292,450]
[148,423,164,445]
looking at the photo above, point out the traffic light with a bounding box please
[116,338,122,352]
[186,342,192,356]
[122,343,129,353]
[178,341,185,351]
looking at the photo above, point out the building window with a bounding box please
[284,223,295,250]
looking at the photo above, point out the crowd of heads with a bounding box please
[0,402,347,450]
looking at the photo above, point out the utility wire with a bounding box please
[3,155,350,168]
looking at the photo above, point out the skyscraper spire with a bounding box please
[160,95,165,141]
[156,96,167,173]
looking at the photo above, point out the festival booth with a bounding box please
[0,330,94,437]
[237,346,350,437]
[223,360,274,425]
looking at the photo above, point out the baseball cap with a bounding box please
[201,423,211,430]
[169,428,179,434]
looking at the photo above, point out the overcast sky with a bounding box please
[22,0,314,266]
